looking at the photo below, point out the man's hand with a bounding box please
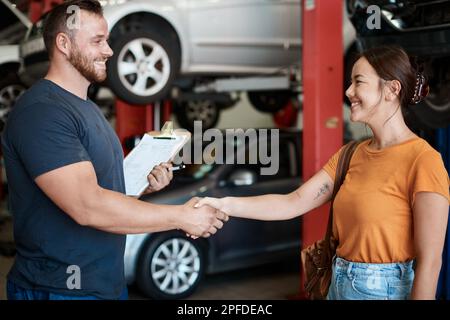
[180,198,229,238]
[185,197,227,239]
[142,162,173,194]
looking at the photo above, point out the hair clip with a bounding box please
[411,73,429,104]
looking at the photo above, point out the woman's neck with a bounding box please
[368,116,416,150]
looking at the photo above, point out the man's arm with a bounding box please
[35,161,226,236]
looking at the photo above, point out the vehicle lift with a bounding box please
[22,0,298,153]
[18,0,450,300]
[28,0,59,23]
[299,0,343,298]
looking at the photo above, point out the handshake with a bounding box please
[179,197,227,239]
[145,163,230,239]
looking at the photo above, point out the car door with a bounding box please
[208,135,302,272]
[185,0,301,73]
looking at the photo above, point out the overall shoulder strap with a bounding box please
[325,140,361,240]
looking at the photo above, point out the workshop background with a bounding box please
[1,0,449,300]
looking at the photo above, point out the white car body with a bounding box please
[102,0,302,75]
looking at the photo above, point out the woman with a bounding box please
[196,46,449,300]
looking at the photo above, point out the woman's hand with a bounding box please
[184,197,228,239]
[194,197,225,211]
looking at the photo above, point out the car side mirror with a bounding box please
[227,169,257,187]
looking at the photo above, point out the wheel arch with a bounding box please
[108,12,184,69]
[134,231,211,281]
[0,62,21,75]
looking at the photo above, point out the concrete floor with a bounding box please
[133,259,301,300]
[0,215,301,300]
[0,254,301,300]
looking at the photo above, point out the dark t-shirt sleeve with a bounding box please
[9,103,91,179]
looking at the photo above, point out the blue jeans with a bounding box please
[327,256,414,300]
[6,280,128,300]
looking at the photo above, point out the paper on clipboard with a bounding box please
[123,122,191,197]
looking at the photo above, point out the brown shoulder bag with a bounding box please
[300,140,360,300]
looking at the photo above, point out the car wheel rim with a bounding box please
[117,38,171,97]
[150,238,201,295]
[0,84,26,122]
[186,100,218,127]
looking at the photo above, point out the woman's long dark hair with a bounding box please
[358,46,428,110]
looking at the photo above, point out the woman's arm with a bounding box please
[196,169,334,220]
[410,192,449,300]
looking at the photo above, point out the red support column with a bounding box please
[115,99,153,155]
[301,0,343,296]
[28,0,62,23]
[144,104,154,133]
[162,100,173,124]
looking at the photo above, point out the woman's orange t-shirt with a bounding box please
[323,137,449,263]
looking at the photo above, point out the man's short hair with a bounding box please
[43,0,103,58]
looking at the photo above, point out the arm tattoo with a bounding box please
[314,183,331,200]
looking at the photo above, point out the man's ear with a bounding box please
[54,32,72,58]
[385,79,401,101]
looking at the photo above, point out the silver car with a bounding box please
[20,0,301,104]
[124,129,303,299]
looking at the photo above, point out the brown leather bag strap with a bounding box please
[324,140,361,241]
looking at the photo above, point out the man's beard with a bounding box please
[68,45,107,83]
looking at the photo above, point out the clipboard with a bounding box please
[123,121,191,197]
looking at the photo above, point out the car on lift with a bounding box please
[124,129,302,299]
[19,0,301,126]
[0,0,31,131]
[346,0,450,129]
[18,0,357,130]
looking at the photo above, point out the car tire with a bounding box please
[174,100,221,131]
[247,90,292,113]
[107,30,180,105]
[136,232,205,300]
[0,72,26,131]
[406,95,450,130]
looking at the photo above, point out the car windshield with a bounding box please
[171,139,226,183]
[174,163,217,181]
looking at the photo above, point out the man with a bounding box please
[1,0,227,300]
